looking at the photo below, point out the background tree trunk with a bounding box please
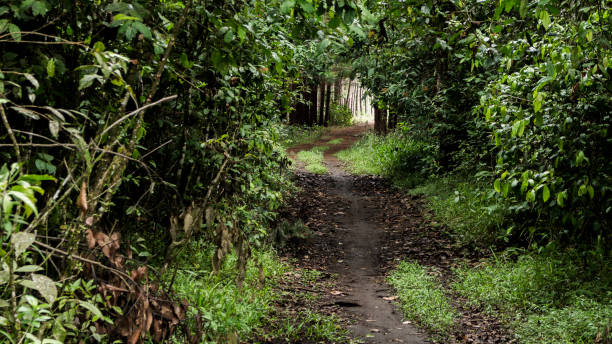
[318,81,326,126]
[308,84,317,125]
[324,82,332,126]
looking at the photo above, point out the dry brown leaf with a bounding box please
[76,181,88,216]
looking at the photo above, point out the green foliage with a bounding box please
[268,219,312,249]
[272,310,349,343]
[329,103,353,126]
[295,146,328,174]
[327,138,343,145]
[410,175,508,248]
[453,250,612,343]
[388,261,458,336]
[278,125,326,148]
[336,128,438,182]
[170,244,286,342]
[478,1,611,245]
[0,164,110,343]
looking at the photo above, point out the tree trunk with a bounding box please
[345,80,352,108]
[318,81,326,126]
[334,79,342,104]
[324,82,332,126]
[374,104,387,134]
[308,84,317,126]
[359,88,363,116]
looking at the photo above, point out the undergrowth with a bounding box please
[453,249,612,344]
[387,261,457,337]
[335,129,437,185]
[296,146,329,174]
[410,174,508,248]
[169,243,286,343]
[279,125,326,148]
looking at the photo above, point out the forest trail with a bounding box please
[285,125,427,343]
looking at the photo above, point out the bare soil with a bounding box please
[274,125,514,344]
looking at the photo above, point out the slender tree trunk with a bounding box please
[334,79,341,104]
[324,82,332,126]
[308,84,317,126]
[345,80,352,108]
[318,81,326,126]
[359,88,363,116]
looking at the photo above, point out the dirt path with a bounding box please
[278,125,515,344]
[286,125,427,343]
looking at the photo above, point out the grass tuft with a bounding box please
[387,261,458,336]
[327,138,343,145]
[169,244,287,342]
[279,125,326,148]
[296,146,328,174]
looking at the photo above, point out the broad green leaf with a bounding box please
[556,191,566,207]
[299,0,314,13]
[0,270,9,284]
[47,58,56,77]
[526,189,536,202]
[587,186,594,199]
[8,24,20,41]
[540,11,551,29]
[542,185,550,202]
[11,232,36,256]
[32,1,49,16]
[79,300,103,319]
[494,179,501,193]
[78,74,103,90]
[533,92,543,113]
[15,265,43,273]
[519,0,528,17]
[575,151,585,165]
[281,0,295,13]
[132,22,152,40]
[31,274,57,304]
[8,191,37,217]
[223,28,234,43]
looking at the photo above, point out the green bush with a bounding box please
[329,104,353,126]
[411,175,508,248]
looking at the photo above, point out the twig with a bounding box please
[0,103,21,164]
[34,240,135,288]
[98,95,178,139]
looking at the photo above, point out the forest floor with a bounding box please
[275,125,514,343]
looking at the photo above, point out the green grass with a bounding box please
[387,261,458,336]
[335,132,437,183]
[410,175,507,248]
[334,134,384,175]
[169,243,287,343]
[327,138,343,145]
[453,250,612,344]
[296,146,329,174]
[279,125,326,148]
[272,310,349,343]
